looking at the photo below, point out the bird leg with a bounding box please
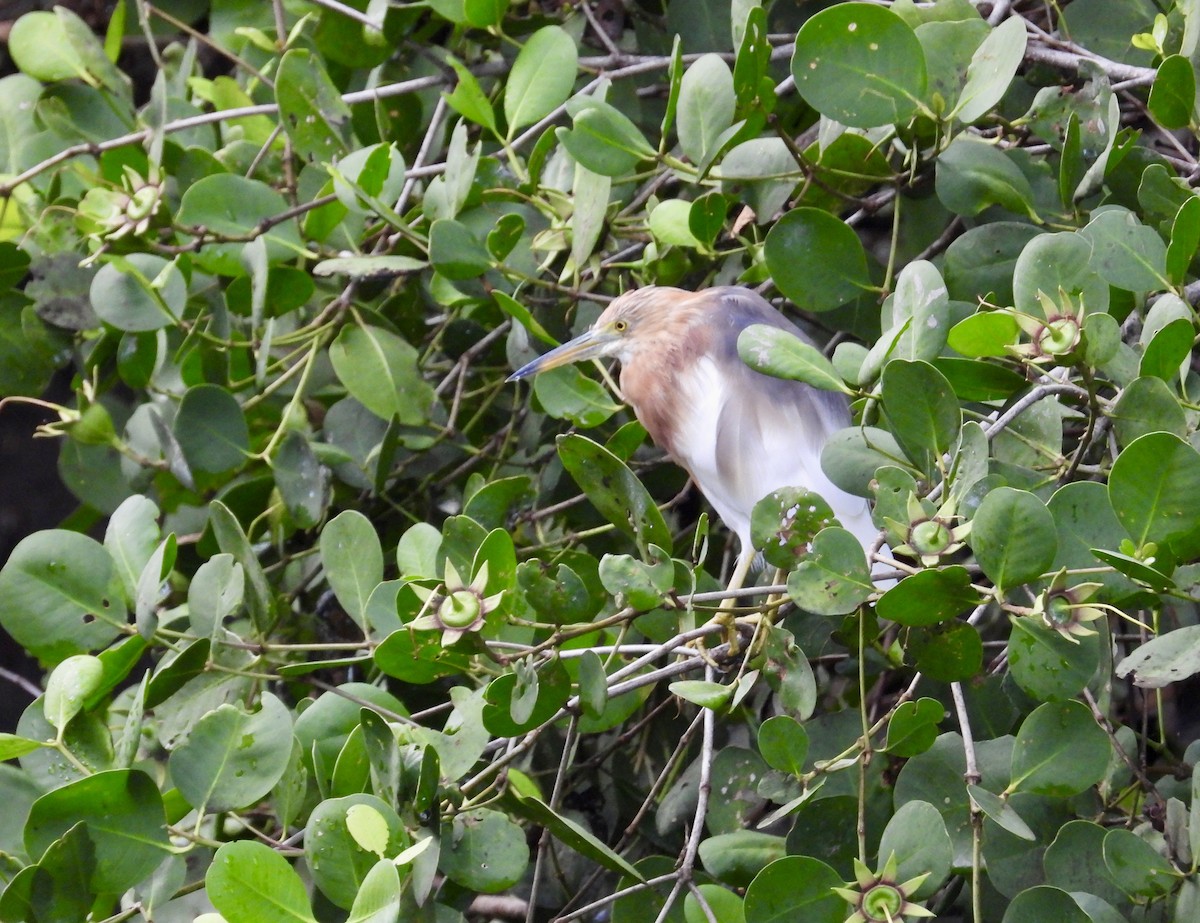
[694,561,793,666]
[689,552,757,663]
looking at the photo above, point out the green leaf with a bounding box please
[698,831,787,888]
[320,510,383,630]
[533,363,622,427]
[1139,316,1192,382]
[1103,828,1178,898]
[577,650,608,718]
[944,222,1042,307]
[494,289,557,345]
[685,886,744,923]
[346,859,403,923]
[274,432,328,529]
[26,769,170,894]
[306,794,407,908]
[751,487,836,570]
[43,655,104,733]
[1149,54,1195,130]
[764,209,870,312]
[792,3,926,128]
[169,693,293,813]
[429,217,492,279]
[0,733,44,761]
[145,637,211,708]
[570,161,611,266]
[678,53,736,166]
[689,191,729,248]
[312,255,426,280]
[174,384,250,475]
[439,808,527,892]
[465,0,508,28]
[762,628,817,719]
[670,679,732,710]
[1167,196,1200,283]
[909,621,983,682]
[504,25,578,137]
[936,136,1037,219]
[176,174,302,276]
[331,143,407,215]
[952,15,1027,122]
[648,199,703,249]
[599,550,673,611]
[1009,700,1109,796]
[1059,111,1084,208]
[881,359,961,476]
[10,7,127,92]
[967,784,1035,841]
[104,494,160,608]
[737,324,850,394]
[786,527,872,616]
[887,259,952,363]
[1115,625,1200,688]
[376,623,474,683]
[557,433,673,556]
[947,311,1020,358]
[706,747,773,834]
[207,501,274,630]
[444,57,498,133]
[758,715,809,776]
[1047,482,1136,595]
[914,18,985,116]
[1001,887,1090,923]
[1109,432,1200,547]
[1091,548,1176,592]
[741,855,844,922]
[1045,822,1128,902]
[878,800,952,898]
[207,841,316,923]
[487,212,525,260]
[482,658,571,735]
[558,99,655,177]
[509,789,646,882]
[275,49,351,161]
[1080,207,1169,293]
[884,698,943,757]
[1013,231,1110,316]
[971,487,1057,591]
[1008,616,1101,701]
[821,426,911,496]
[10,10,93,82]
[329,324,433,424]
[0,530,124,664]
[90,254,186,332]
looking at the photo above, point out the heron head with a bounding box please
[506,288,677,381]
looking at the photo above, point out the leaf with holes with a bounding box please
[0,530,125,664]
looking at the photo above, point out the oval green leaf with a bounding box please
[792,3,926,128]
[764,208,870,312]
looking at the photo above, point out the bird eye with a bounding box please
[613,319,628,332]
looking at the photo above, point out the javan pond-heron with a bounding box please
[509,285,878,636]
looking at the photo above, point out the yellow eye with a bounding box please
[613,319,628,332]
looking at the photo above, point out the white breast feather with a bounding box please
[670,356,877,554]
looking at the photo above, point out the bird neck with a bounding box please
[617,317,713,459]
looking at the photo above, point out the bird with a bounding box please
[508,285,878,640]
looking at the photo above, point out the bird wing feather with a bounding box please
[672,355,875,551]
[669,288,877,551]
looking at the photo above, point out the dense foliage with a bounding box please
[2,0,1200,920]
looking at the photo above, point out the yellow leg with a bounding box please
[702,562,788,661]
[700,552,755,659]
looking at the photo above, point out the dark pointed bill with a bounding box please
[506,327,613,382]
